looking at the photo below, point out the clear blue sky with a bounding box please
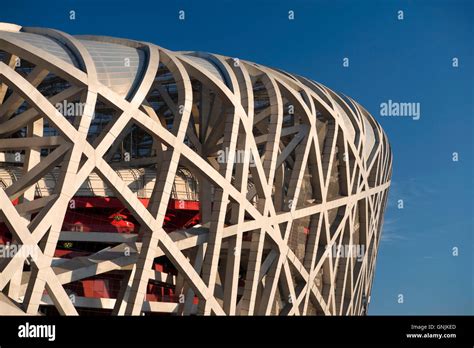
[1,0,472,315]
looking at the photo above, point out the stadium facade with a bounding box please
[0,23,392,316]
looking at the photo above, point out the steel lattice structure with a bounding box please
[0,23,392,316]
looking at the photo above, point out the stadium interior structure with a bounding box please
[0,22,392,316]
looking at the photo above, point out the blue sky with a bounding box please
[1,0,472,314]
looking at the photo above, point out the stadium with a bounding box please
[0,22,392,316]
